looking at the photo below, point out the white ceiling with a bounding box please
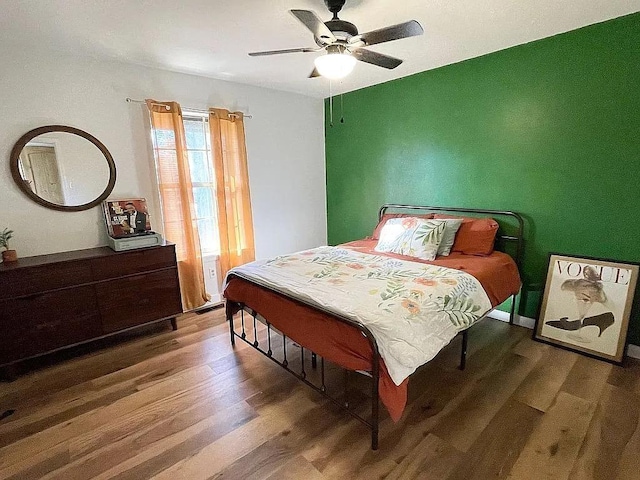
[2,0,639,98]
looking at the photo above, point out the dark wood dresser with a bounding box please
[0,243,182,369]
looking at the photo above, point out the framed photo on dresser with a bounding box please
[103,198,152,238]
[534,253,639,364]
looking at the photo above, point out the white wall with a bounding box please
[0,51,327,260]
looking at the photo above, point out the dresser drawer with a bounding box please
[90,245,177,281]
[97,268,182,333]
[0,260,92,300]
[0,286,101,364]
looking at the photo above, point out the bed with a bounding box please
[223,204,523,449]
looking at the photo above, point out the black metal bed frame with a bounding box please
[226,204,524,450]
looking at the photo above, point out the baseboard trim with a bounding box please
[627,344,640,360]
[487,310,535,329]
[486,310,640,360]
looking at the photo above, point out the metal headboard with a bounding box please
[378,204,525,271]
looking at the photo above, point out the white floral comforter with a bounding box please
[225,246,492,385]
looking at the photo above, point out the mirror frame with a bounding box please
[10,125,117,212]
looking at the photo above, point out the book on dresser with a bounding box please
[0,242,183,371]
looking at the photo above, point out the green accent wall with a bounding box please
[325,13,640,342]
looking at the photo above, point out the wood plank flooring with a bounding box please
[1,309,639,479]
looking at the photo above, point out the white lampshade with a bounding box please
[314,52,356,80]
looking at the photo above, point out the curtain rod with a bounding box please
[125,98,253,118]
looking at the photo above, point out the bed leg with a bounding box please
[283,335,288,367]
[509,293,517,325]
[343,370,350,408]
[226,302,235,347]
[459,330,468,370]
[371,355,380,450]
[311,352,317,369]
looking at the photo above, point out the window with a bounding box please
[182,112,219,255]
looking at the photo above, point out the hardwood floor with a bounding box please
[1,309,639,479]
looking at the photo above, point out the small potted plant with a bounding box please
[0,228,17,263]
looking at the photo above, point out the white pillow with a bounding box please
[375,217,446,261]
[436,218,464,256]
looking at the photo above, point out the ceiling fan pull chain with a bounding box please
[340,92,345,124]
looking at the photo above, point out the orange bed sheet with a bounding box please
[224,244,521,422]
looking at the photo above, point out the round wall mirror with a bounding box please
[10,125,116,211]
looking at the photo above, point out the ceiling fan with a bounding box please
[248,0,424,79]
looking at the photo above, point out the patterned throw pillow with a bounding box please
[374,217,446,261]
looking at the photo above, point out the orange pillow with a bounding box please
[432,214,499,256]
[371,213,434,240]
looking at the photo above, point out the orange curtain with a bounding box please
[209,108,255,278]
[146,100,209,311]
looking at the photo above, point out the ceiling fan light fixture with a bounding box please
[314,50,356,79]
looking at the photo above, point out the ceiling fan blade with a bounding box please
[351,48,403,69]
[249,47,321,57]
[308,68,321,78]
[350,20,423,47]
[290,9,337,44]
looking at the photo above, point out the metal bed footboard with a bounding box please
[226,290,471,451]
[226,292,382,449]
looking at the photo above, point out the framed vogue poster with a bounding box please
[534,253,639,364]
